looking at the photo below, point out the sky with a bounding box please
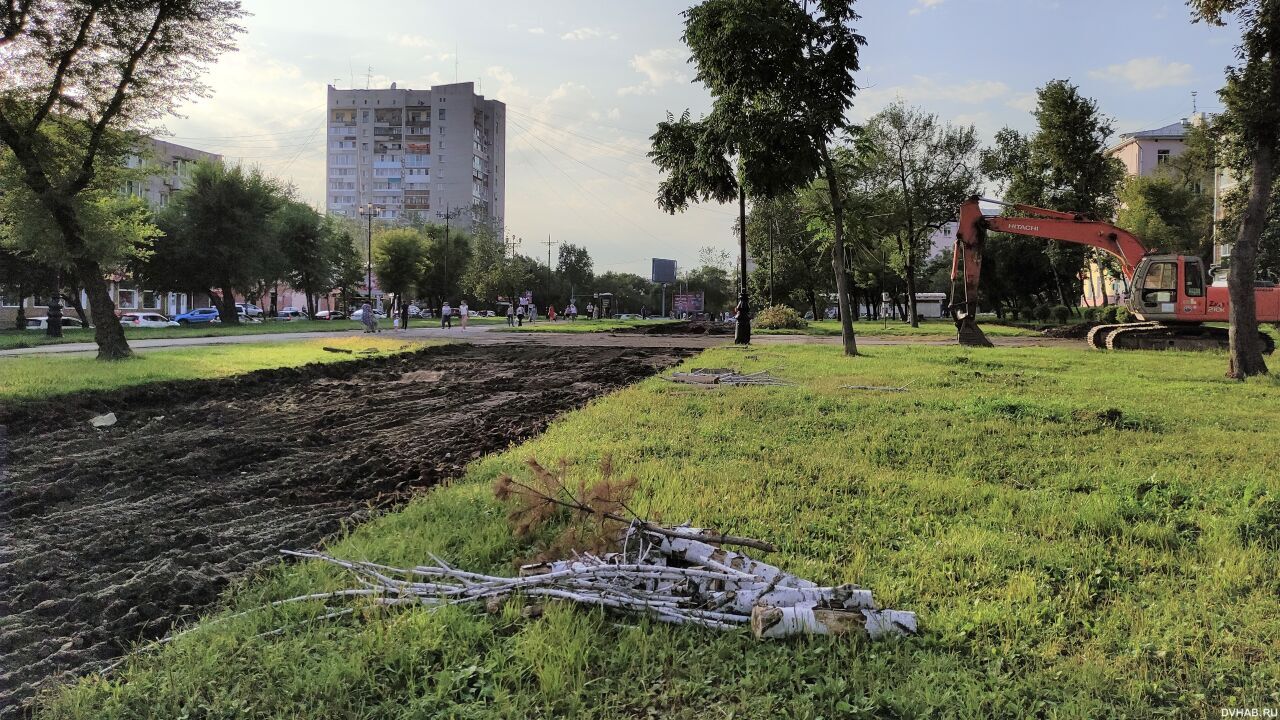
[160,0,1243,278]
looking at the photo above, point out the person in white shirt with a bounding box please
[567,302,577,321]
[459,301,469,329]
[441,301,452,328]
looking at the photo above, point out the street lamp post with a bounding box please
[735,184,750,345]
[358,203,382,308]
[436,205,463,303]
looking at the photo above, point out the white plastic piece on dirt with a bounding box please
[89,412,117,428]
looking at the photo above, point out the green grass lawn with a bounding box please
[757,318,1042,338]
[0,336,427,402]
[36,344,1280,719]
[495,318,679,333]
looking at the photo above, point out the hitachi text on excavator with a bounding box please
[948,195,1279,353]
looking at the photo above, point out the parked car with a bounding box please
[349,308,386,322]
[617,313,640,320]
[276,309,308,321]
[407,305,422,318]
[483,310,495,317]
[174,307,222,325]
[119,312,179,328]
[313,310,347,321]
[25,316,86,331]
[235,303,263,318]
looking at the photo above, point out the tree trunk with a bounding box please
[14,283,26,330]
[734,183,751,345]
[1227,143,1273,379]
[69,286,90,327]
[218,285,240,325]
[807,289,819,321]
[905,260,919,328]
[76,261,132,360]
[821,145,856,356]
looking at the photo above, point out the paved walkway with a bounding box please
[0,324,1081,358]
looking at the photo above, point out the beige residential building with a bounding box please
[325,82,505,229]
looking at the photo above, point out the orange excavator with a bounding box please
[949,195,1278,352]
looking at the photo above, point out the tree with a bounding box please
[867,102,980,326]
[146,161,285,324]
[557,243,594,298]
[746,194,832,318]
[272,201,337,318]
[653,0,867,353]
[1189,0,1280,378]
[373,228,428,321]
[979,81,1125,316]
[0,246,57,329]
[0,0,245,359]
[415,223,472,310]
[1115,174,1213,258]
[682,265,734,312]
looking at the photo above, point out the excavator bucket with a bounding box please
[955,315,993,347]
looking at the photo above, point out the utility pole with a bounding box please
[543,234,558,290]
[359,202,382,308]
[735,183,751,345]
[437,204,463,303]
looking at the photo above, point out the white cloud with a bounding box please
[528,27,545,35]
[909,0,945,15]
[561,27,618,41]
[1089,56,1193,90]
[617,47,689,96]
[856,76,1010,108]
[388,33,431,48]
[1005,93,1037,113]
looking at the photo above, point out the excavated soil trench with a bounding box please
[0,343,691,716]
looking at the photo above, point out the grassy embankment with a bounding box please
[0,336,428,402]
[0,317,508,351]
[38,344,1280,718]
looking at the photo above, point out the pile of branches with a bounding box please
[666,367,792,387]
[283,523,916,639]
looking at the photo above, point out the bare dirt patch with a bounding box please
[0,343,690,716]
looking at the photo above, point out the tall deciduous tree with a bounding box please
[147,161,285,324]
[867,102,980,327]
[373,228,428,322]
[746,194,832,318]
[1190,0,1280,378]
[556,243,594,298]
[652,0,867,353]
[0,0,245,359]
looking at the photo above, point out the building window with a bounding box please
[439,108,446,121]
[118,289,138,309]
[142,290,158,309]
[0,292,20,307]
[1157,149,1171,164]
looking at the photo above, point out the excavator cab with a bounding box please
[1126,254,1206,322]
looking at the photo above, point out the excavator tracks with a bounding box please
[1091,322,1276,354]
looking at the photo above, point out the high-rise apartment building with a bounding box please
[326,82,505,228]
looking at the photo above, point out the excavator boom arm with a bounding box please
[950,195,1149,322]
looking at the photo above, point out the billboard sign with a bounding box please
[651,258,678,284]
[674,292,704,313]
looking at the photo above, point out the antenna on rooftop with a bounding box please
[366,65,373,89]
[1192,90,1198,114]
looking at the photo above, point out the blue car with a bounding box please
[173,307,222,325]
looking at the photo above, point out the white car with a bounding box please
[276,309,308,321]
[349,308,387,322]
[120,312,179,328]
[25,316,86,331]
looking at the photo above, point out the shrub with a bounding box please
[1115,306,1132,324]
[1052,305,1072,324]
[1100,306,1120,324]
[1033,304,1052,322]
[754,304,809,330]
[1082,307,1101,322]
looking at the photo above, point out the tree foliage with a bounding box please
[0,0,246,358]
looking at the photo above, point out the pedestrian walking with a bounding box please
[441,300,452,329]
[587,302,595,320]
[507,303,516,326]
[459,301,469,330]
[360,302,377,333]
[516,303,525,326]
[548,304,557,322]
[567,302,577,321]
[529,303,538,323]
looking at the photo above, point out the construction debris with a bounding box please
[89,412,117,428]
[280,523,916,640]
[666,367,791,387]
